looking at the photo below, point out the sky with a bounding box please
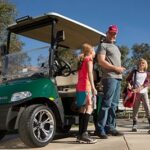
[10,0,150,50]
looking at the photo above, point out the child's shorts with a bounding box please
[76,91,92,107]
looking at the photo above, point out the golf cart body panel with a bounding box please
[0,78,59,104]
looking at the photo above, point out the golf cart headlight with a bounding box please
[11,91,32,102]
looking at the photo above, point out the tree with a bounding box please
[119,45,130,69]
[131,43,150,70]
[0,0,15,44]
[57,47,78,71]
[0,0,23,70]
[119,45,131,94]
[0,0,22,52]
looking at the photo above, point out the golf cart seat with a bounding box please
[56,74,78,97]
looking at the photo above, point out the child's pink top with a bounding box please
[76,56,93,92]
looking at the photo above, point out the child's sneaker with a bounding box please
[132,125,137,132]
[76,135,81,142]
[78,132,97,144]
[147,124,150,134]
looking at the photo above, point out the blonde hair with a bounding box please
[82,43,94,56]
[77,43,94,70]
[137,58,148,71]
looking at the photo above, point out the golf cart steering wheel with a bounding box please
[54,58,72,76]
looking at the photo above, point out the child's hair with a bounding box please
[137,58,148,71]
[77,43,94,70]
[82,43,93,56]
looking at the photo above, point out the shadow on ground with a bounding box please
[0,130,80,149]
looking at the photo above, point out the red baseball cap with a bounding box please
[107,25,118,33]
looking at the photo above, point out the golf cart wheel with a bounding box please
[0,130,7,141]
[18,104,56,148]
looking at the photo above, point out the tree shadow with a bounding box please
[0,133,28,149]
[0,130,81,149]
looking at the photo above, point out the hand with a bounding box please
[127,83,132,90]
[115,66,126,74]
[92,88,97,95]
[132,86,143,93]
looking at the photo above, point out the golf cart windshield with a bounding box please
[1,46,49,81]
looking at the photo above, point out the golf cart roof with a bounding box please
[7,12,106,50]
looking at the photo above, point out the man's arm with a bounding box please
[97,54,125,74]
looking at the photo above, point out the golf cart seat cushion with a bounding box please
[56,74,78,97]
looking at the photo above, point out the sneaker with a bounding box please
[76,135,81,142]
[97,133,108,139]
[132,125,137,132]
[107,130,124,136]
[93,130,98,136]
[147,124,150,129]
[78,132,97,144]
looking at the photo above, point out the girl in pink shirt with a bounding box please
[76,43,97,144]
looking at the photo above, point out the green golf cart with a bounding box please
[0,12,105,147]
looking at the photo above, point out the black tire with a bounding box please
[0,130,6,141]
[18,104,56,148]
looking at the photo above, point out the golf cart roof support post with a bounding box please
[1,31,11,76]
[49,19,57,77]
[6,31,11,54]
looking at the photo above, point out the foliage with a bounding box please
[0,0,15,44]
[131,43,150,70]
[57,48,78,71]
[119,45,131,95]
[0,0,23,70]
[118,45,130,69]
[0,0,23,52]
